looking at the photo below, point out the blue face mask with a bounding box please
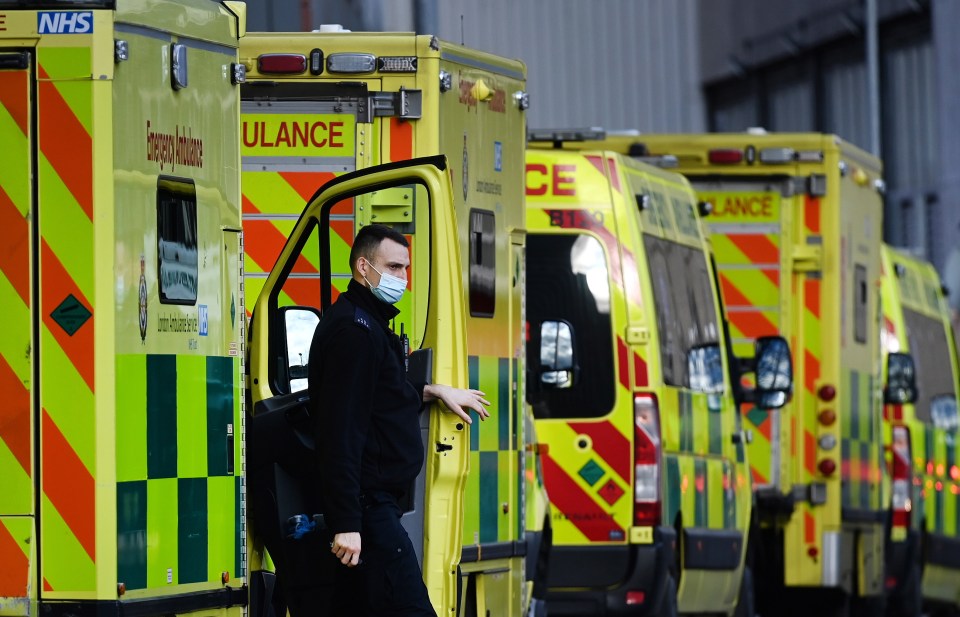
[364,262,406,304]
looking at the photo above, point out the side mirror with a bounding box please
[539,320,576,389]
[280,306,321,393]
[740,335,793,409]
[884,352,918,405]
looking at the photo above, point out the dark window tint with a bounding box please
[643,235,720,388]
[854,264,868,344]
[903,307,955,424]
[469,209,495,317]
[157,177,198,305]
[527,233,615,419]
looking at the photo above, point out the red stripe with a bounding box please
[38,66,92,221]
[633,352,648,387]
[606,157,621,193]
[0,356,31,476]
[804,196,821,234]
[42,410,95,561]
[804,350,820,395]
[390,117,413,162]
[0,70,29,136]
[726,233,780,265]
[0,522,29,596]
[804,279,820,320]
[616,337,629,390]
[585,155,605,178]
[804,512,816,544]
[727,310,779,340]
[331,214,355,248]
[804,430,817,476]
[541,452,625,542]
[0,184,30,305]
[277,171,337,203]
[567,420,631,483]
[750,467,768,485]
[281,277,326,307]
[41,241,94,392]
[242,198,317,274]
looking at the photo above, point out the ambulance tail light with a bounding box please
[634,394,662,526]
[891,425,913,527]
[258,54,307,75]
[708,149,743,164]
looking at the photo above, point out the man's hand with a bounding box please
[423,384,491,424]
[331,532,361,567]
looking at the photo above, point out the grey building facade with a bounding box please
[245,0,959,279]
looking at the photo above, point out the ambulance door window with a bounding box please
[157,177,198,305]
[854,264,868,344]
[644,236,721,390]
[526,233,615,419]
[903,307,956,424]
[646,239,683,385]
[469,209,495,317]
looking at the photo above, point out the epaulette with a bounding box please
[354,306,373,331]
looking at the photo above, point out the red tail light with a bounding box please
[891,425,912,527]
[634,394,662,526]
[258,54,307,74]
[708,148,743,164]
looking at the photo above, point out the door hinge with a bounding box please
[792,241,822,272]
[372,87,422,119]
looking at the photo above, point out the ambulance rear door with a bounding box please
[241,83,375,315]
[0,47,36,613]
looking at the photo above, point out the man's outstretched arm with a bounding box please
[422,384,491,424]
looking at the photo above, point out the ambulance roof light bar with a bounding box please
[528,128,606,148]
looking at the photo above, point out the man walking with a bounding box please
[308,224,490,616]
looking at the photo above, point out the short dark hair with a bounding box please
[350,224,409,270]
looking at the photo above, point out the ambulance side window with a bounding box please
[903,307,955,424]
[644,235,721,390]
[526,233,615,419]
[157,177,198,305]
[469,209,496,317]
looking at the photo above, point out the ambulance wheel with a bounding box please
[733,566,755,617]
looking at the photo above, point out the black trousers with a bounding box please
[329,491,437,617]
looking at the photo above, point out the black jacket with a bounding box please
[307,279,425,534]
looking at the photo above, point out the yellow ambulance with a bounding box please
[599,132,887,616]
[238,32,546,616]
[880,244,960,616]
[0,2,246,616]
[524,130,792,616]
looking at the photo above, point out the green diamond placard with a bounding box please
[578,459,605,486]
[50,294,91,336]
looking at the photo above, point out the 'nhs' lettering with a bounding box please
[38,12,93,34]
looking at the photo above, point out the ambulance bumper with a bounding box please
[545,526,676,616]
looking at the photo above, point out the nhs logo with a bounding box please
[38,12,93,34]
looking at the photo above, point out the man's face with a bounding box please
[358,237,410,287]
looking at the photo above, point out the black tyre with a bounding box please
[734,566,756,617]
[889,560,923,617]
[659,573,679,617]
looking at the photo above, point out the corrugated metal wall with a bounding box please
[883,37,938,252]
[383,0,706,132]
